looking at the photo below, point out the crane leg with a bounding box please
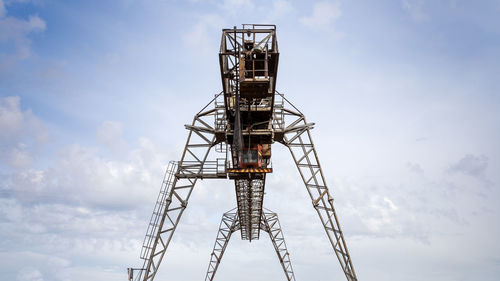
[135,95,220,281]
[261,209,296,281]
[205,208,240,281]
[277,94,358,281]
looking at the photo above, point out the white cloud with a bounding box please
[363,195,400,233]
[8,143,33,168]
[0,96,26,136]
[0,96,48,168]
[406,162,424,175]
[0,97,168,209]
[96,121,129,156]
[403,0,429,22]
[0,1,46,62]
[0,14,46,41]
[6,138,168,208]
[16,267,44,281]
[0,98,176,280]
[448,154,488,179]
[299,1,341,29]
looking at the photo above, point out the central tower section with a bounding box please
[218,24,279,241]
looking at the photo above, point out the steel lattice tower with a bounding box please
[127,24,358,281]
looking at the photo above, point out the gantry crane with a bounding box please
[128,24,358,281]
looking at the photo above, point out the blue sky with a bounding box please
[1,0,500,280]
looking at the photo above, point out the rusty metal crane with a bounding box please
[127,24,358,281]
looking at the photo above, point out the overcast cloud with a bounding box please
[1,0,499,280]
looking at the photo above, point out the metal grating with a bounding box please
[234,179,265,241]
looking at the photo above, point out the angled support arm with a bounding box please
[277,94,358,281]
[261,209,296,281]
[205,209,240,281]
[134,94,221,281]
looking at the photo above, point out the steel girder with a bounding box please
[135,95,220,281]
[277,93,358,281]
[204,208,296,281]
[204,209,239,281]
[234,178,265,241]
[261,209,296,281]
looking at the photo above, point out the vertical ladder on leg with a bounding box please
[129,94,217,281]
[140,161,178,261]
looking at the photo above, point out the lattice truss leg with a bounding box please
[275,93,358,281]
[261,209,296,281]
[135,94,223,281]
[205,209,239,281]
[205,208,296,281]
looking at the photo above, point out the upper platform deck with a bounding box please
[219,24,279,112]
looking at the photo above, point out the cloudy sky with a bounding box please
[1,0,500,280]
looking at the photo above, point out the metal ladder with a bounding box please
[140,161,178,261]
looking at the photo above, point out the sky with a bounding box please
[1,0,500,280]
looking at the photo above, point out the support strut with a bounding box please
[135,95,221,281]
[278,93,357,281]
[204,208,296,281]
[261,209,296,281]
[205,209,239,281]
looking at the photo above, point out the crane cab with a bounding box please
[241,145,263,169]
